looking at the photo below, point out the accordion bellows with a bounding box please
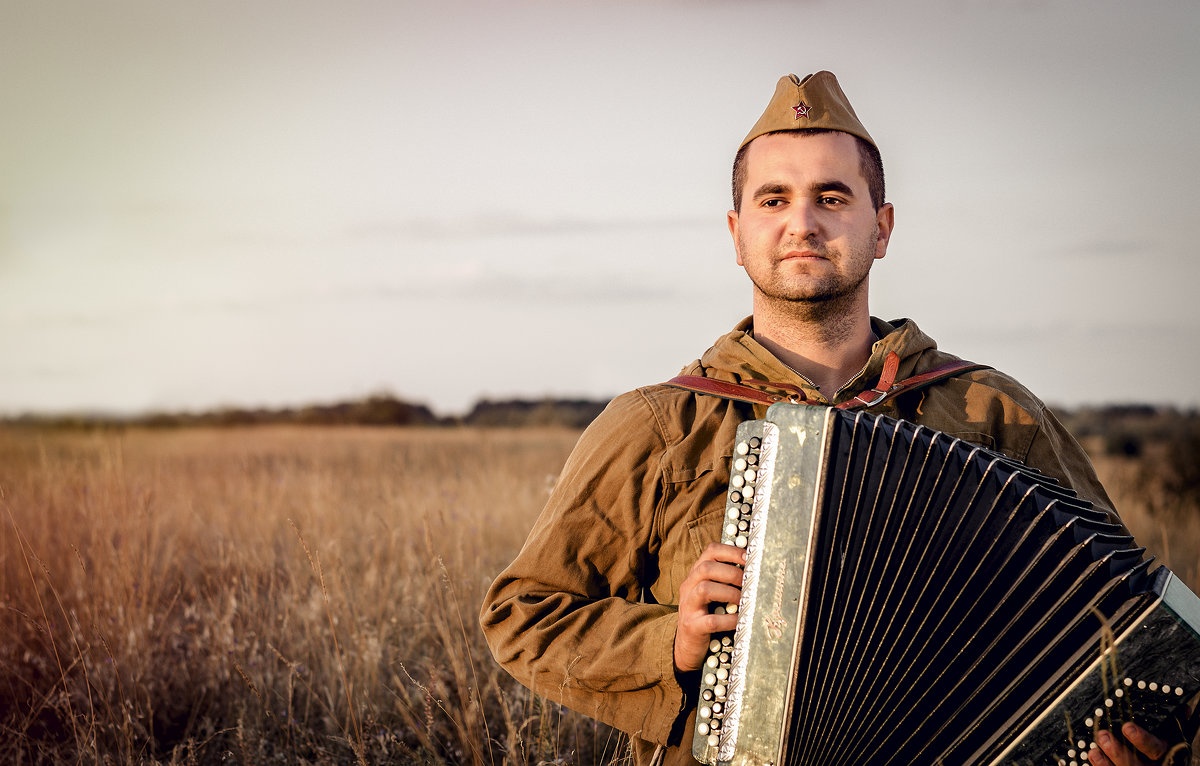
[693,405,1200,766]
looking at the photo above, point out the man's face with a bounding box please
[727,131,894,310]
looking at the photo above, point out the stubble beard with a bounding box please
[742,235,871,321]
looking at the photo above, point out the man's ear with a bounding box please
[874,202,895,260]
[728,209,743,266]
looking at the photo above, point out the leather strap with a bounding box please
[664,353,991,411]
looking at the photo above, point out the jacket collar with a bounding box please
[694,316,939,406]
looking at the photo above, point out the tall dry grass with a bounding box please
[0,425,623,765]
[0,424,1196,764]
[1088,438,1200,591]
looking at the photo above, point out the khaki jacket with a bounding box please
[479,317,1117,765]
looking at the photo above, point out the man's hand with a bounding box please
[674,542,746,673]
[1088,722,1180,765]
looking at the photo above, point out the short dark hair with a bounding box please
[731,129,885,212]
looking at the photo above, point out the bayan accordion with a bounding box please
[693,404,1200,766]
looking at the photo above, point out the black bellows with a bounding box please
[786,410,1156,765]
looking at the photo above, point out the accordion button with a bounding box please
[707,656,719,669]
[735,535,748,547]
[731,475,745,488]
[708,734,719,747]
[697,722,709,736]
[743,486,754,498]
[745,469,757,483]
[727,603,738,614]
[736,442,750,455]
[1149,682,1159,691]
[704,673,716,686]
[699,705,712,719]
[716,668,728,681]
[749,437,761,448]
[709,640,721,652]
[714,684,726,697]
[726,523,737,536]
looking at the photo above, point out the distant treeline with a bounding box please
[4,396,1198,439]
[1056,403,1200,459]
[2,394,611,430]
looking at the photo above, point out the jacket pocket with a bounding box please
[686,506,727,556]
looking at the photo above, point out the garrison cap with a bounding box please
[739,71,876,151]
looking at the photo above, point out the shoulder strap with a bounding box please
[664,353,991,411]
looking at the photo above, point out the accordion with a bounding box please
[693,404,1200,766]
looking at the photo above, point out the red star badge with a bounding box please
[793,102,811,120]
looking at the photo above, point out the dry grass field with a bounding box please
[0,422,1196,765]
[0,425,620,765]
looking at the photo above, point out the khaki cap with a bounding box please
[740,71,875,151]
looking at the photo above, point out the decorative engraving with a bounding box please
[763,559,789,642]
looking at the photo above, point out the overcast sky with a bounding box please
[2,0,1197,417]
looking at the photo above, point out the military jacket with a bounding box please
[479,317,1117,765]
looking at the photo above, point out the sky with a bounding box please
[2,0,1198,417]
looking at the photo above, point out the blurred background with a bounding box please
[3,0,1198,419]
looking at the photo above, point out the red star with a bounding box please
[793,102,811,119]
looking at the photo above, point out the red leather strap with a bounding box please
[839,351,902,410]
[664,356,990,411]
[665,375,790,406]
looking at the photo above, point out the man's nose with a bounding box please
[785,201,819,239]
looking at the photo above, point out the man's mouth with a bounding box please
[781,249,825,260]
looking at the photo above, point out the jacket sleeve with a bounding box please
[1021,404,1124,531]
[478,390,688,744]
[910,363,1125,532]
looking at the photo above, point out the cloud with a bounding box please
[0,267,681,331]
[343,213,710,242]
[1054,238,1160,259]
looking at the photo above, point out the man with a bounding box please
[480,72,1182,765]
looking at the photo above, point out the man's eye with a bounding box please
[763,199,785,207]
[819,196,843,205]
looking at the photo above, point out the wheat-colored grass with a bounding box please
[0,425,622,764]
[0,425,1195,764]
[1088,440,1200,590]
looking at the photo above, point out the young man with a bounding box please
[480,72,1177,766]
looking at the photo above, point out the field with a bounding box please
[1,423,1197,765]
